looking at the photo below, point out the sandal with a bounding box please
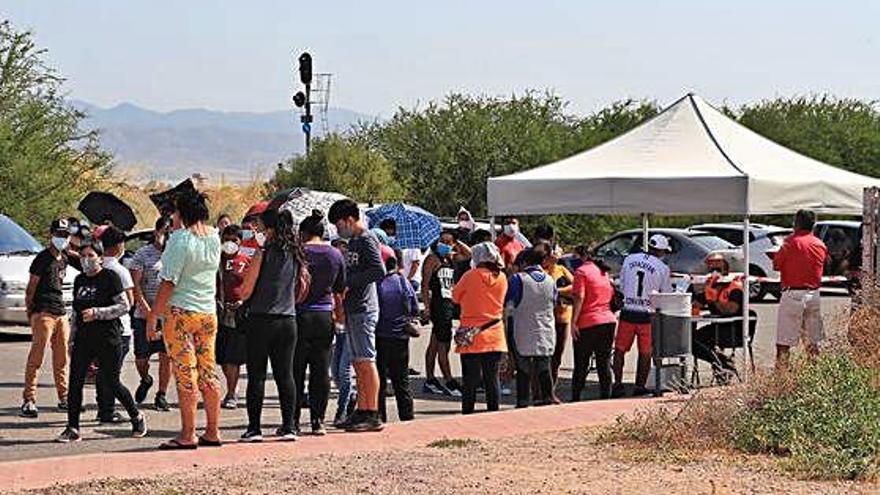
[158,438,198,450]
[197,436,223,447]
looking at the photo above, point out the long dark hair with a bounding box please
[261,209,306,267]
[299,209,325,240]
[574,244,611,274]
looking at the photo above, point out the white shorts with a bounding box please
[776,289,824,347]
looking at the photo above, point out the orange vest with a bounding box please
[704,274,744,305]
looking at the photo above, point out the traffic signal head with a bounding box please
[293,91,306,107]
[298,52,312,85]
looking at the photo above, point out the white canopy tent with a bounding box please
[487,92,880,379]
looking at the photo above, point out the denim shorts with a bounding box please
[132,317,167,360]
[346,310,379,362]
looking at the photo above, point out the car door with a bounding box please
[595,233,638,275]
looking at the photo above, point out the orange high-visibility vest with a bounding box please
[704,274,744,305]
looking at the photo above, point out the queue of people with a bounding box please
[16,196,829,445]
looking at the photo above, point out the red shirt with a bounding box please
[572,261,617,329]
[221,252,251,302]
[495,235,524,268]
[773,230,827,290]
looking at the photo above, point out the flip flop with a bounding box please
[158,439,198,450]
[197,436,223,447]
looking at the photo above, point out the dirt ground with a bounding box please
[17,428,874,495]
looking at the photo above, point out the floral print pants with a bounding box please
[163,309,222,397]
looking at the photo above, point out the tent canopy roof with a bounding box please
[487,93,880,216]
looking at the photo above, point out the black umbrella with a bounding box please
[77,192,138,232]
[149,179,197,216]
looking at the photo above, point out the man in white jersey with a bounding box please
[612,234,672,398]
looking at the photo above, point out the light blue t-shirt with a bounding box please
[159,228,221,314]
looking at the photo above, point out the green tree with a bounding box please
[272,134,404,204]
[0,20,112,237]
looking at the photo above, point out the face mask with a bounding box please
[503,224,519,237]
[255,232,266,247]
[222,241,239,256]
[51,236,69,252]
[436,244,453,258]
[337,223,354,240]
[81,257,100,275]
[241,229,254,241]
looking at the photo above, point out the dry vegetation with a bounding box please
[600,286,880,481]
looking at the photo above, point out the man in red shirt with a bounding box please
[495,217,525,270]
[772,209,828,368]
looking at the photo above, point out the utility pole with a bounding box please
[292,52,313,156]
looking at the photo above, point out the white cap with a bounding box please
[648,234,672,252]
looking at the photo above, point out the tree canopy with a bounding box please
[0,20,112,237]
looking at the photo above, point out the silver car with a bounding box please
[0,215,46,324]
[689,223,791,301]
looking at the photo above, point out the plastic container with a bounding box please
[651,292,692,357]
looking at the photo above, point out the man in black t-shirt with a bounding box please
[21,219,72,418]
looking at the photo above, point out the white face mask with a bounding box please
[222,241,239,255]
[51,236,69,252]
[503,224,519,237]
[337,222,354,240]
[255,232,266,247]
[81,257,100,275]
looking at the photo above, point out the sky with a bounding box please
[3,1,879,117]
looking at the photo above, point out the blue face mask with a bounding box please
[436,243,453,258]
[241,229,254,241]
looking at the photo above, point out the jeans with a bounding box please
[571,323,615,401]
[96,336,130,418]
[460,352,503,415]
[376,337,414,422]
[515,355,553,407]
[293,311,334,427]
[68,335,139,430]
[346,310,379,362]
[246,314,298,432]
[331,329,355,416]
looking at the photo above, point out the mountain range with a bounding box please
[73,101,375,183]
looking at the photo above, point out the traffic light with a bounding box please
[298,52,312,85]
[292,91,306,107]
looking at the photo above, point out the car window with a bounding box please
[688,234,733,251]
[0,215,42,254]
[597,235,636,258]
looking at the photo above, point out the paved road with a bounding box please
[0,292,851,462]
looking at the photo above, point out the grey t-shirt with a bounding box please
[129,244,163,320]
[249,244,299,317]
[343,231,385,314]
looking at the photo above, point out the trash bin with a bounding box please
[650,292,692,396]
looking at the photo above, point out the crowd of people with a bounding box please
[16,186,829,446]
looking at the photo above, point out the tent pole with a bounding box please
[641,213,649,251]
[743,216,751,381]
[490,216,497,241]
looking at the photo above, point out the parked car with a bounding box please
[593,228,737,284]
[0,215,80,324]
[689,223,791,301]
[814,220,862,292]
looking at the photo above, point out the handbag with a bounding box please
[397,275,421,337]
[610,286,624,313]
[454,318,501,348]
[295,263,312,305]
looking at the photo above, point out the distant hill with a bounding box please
[73,101,375,183]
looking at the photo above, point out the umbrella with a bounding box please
[270,187,351,239]
[149,179,197,216]
[366,202,441,249]
[77,192,137,232]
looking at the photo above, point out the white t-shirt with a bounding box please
[619,253,672,314]
[401,248,424,284]
[103,256,134,337]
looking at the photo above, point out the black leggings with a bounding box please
[571,323,615,401]
[293,311,334,427]
[246,314,298,432]
[377,337,414,422]
[68,336,139,429]
[460,352,502,414]
[515,355,553,407]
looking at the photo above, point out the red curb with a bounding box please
[1,396,681,492]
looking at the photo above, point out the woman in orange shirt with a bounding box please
[452,242,508,415]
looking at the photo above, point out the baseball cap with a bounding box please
[648,234,672,252]
[50,218,70,234]
[379,244,396,264]
[244,201,269,219]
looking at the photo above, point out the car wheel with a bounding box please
[748,266,767,302]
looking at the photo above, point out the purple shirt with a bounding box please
[298,244,346,312]
[376,273,419,339]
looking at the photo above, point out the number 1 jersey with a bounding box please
[619,253,672,314]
